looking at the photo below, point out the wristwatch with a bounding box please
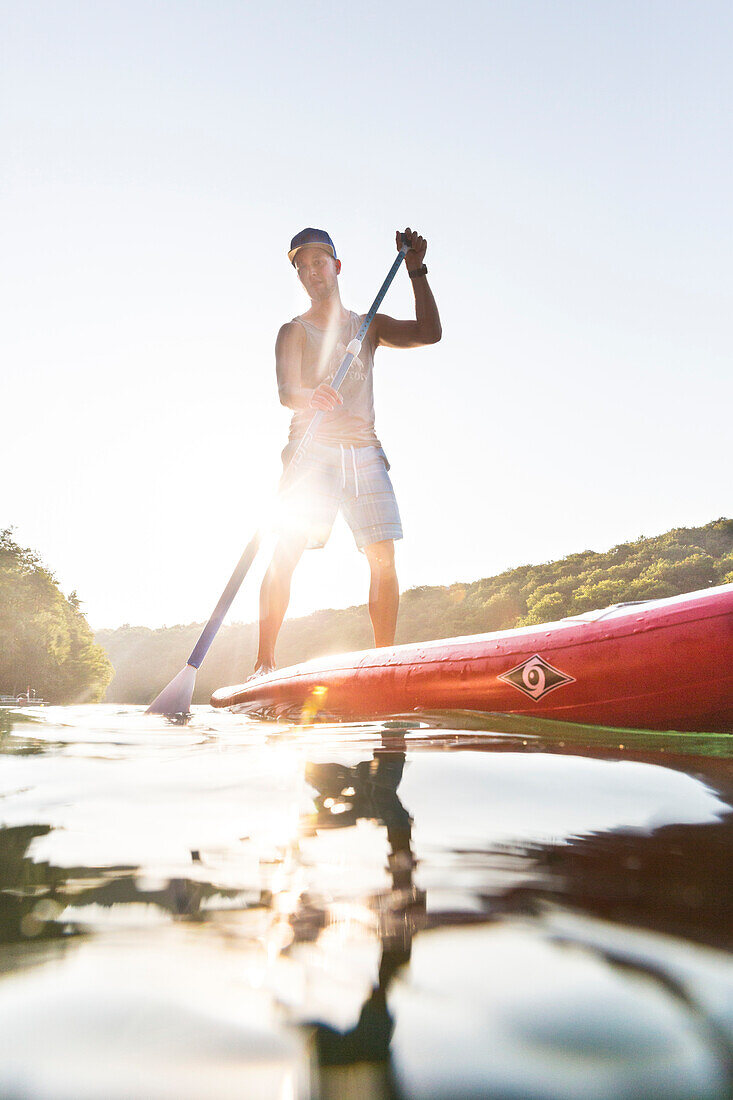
[408,264,428,279]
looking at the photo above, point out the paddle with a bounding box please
[147,236,411,716]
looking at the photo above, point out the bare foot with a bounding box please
[247,664,275,682]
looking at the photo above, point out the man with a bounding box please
[254,226,441,674]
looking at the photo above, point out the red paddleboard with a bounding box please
[211,584,733,732]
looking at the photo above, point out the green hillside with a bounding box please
[1,529,113,703]
[97,518,733,705]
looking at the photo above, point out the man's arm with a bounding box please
[372,228,442,349]
[276,321,343,412]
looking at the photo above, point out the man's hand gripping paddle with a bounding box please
[147,235,412,718]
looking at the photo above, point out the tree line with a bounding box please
[97,518,733,705]
[0,529,112,703]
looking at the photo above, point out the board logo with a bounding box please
[498,654,575,701]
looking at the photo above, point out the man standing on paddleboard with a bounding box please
[254,227,441,675]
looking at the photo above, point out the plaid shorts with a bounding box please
[278,441,403,551]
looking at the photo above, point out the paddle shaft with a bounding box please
[186,241,410,670]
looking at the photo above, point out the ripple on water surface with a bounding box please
[0,704,731,1098]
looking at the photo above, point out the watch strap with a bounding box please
[408,264,428,279]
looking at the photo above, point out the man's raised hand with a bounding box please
[397,227,428,270]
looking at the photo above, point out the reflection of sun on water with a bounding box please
[4,703,731,1099]
[256,741,392,1031]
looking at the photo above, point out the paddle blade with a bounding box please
[146,664,197,717]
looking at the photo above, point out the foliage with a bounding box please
[96,518,733,705]
[0,529,113,703]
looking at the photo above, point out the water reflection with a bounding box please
[509,814,733,949]
[287,734,733,1097]
[300,744,418,1097]
[0,822,247,948]
[0,707,731,1098]
[0,824,63,944]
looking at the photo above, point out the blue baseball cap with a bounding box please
[288,227,338,265]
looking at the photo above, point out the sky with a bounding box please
[3,0,731,633]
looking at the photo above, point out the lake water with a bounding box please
[0,704,731,1099]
